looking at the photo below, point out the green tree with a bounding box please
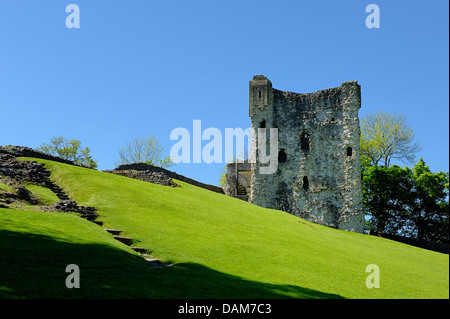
[218,165,227,188]
[360,111,422,167]
[408,159,449,242]
[117,134,174,168]
[37,136,98,169]
[363,158,449,243]
[363,164,414,234]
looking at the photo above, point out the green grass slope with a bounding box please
[0,158,448,299]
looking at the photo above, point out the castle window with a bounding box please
[300,133,310,151]
[259,91,262,99]
[331,117,335,122]
[303,176,309,190]
[347,147,353,156]
[260,119,266,128]
[278,149,287,163]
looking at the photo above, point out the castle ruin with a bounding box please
[226,75,364,233]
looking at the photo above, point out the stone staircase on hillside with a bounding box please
[44,175,171,268]
[0,152,172,268]
[46,181,70,201]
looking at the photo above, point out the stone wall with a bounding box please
[224,161,252,201]
[0,145,92,168]
[109,163,225,194]
[0,145,223,194]
[104,169,179,187]
[0,153,51,184]
[249,75,364,233]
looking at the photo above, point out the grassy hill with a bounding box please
[0,158,448,298]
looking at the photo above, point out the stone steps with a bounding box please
[113,235,133,246]
[143,257,172,268]
[106,229,165,265]
[43,179,165,267]
[79,213,99,221]
[105,229,122,235]
[131,247,149,254]
[236,185,247,196]
[46,181,70,200]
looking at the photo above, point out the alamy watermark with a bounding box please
[365,264,380,288]
[65,4,379,30]
[365,4,380,29]
[65,4,80,29]
[65,264,80,288]
[169,120,279,174]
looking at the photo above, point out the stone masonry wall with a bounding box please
[249,75,364,233]
[110,163,224,194]
[0,146,92,168]
[224,161,252,201]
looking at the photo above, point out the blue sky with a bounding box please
[0,0,448,186]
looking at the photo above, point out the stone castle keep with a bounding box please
[226,75,364,233]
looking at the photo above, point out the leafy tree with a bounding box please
[360,111,422,167]
[218,165,227,188]
[37,136,98,169]
[363,164,414,234]
[408,159,449,242]
[363,158,449,243]
[117,134,174,168]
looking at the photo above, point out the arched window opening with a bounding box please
[278,149,287,163]
[260,119,266,128]
[303,176,309,190]
[301,133,310,151]
[347,147,353,157]
[259,91,262,99]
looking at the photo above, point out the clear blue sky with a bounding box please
[0,0,448,186]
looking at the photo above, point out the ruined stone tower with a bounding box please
[248,75,364,233]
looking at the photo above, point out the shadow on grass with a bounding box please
[0,230,344,299]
